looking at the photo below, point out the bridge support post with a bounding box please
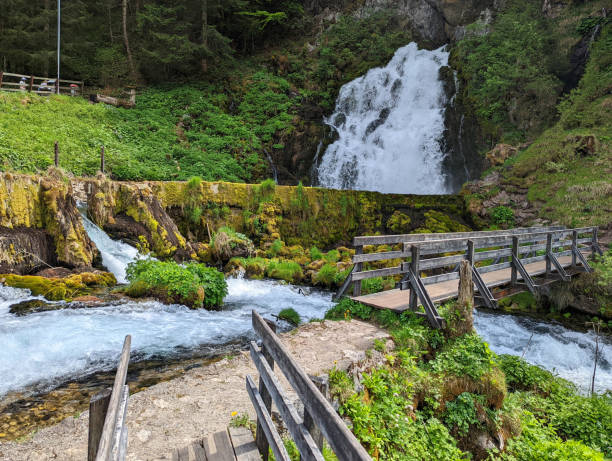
[592,228,598,258]
[511,237,518,286]
[466,239,474,266]
[353,246,362,297]
[572,230,578,268]
[546,233,552,278]
[409,245,420,311]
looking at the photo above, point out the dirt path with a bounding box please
[0,320,388,461]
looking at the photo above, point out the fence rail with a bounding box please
[247,311,371,461]
[88,335,131,461]
[0,70,84,96]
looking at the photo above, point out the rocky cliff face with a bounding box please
[307,0,500,46]
[0,172,98,273]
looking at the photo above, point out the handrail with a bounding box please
[248,311,371,461]
[0,70,84,95]
[89,335,131,461]
[339,226,599,314]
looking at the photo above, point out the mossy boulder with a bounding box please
[85,176,195,260]
[0,172,97,271]
[211,227,254,262]
[1,271,117,301]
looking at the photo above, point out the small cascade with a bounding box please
[317,43,450,194]
[475,310,611,393]
[78,210,138,284]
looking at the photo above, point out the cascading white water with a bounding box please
[0,278,333,397]
[79,211,139,284]
[317,43,449,194]
[474,310,611,393]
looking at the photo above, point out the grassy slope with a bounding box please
[508,22,612,227]
[0,11,413,183]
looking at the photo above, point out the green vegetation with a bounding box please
[490,206,515,227]
[125,258,227,308]
[278,308,301,326]
[211,226,254,261]
[0,78,295,181]
[323,298,610,459]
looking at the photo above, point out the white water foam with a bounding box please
[0,278,333,397]
[79,212,139,283]
[317,43,449,194]
[474,310,611,393]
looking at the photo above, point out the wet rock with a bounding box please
[9,299,59,316]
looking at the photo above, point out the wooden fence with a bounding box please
[247,311,371,461]
[0,71,84,96]
[88,335,131,461]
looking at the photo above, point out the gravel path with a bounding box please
[0,320,387,461]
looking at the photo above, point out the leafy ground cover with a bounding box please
[124,258,227,309]
[0,74,294,181]
[323,298,611,460]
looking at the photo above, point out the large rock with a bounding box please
[0,172,98,272]
[84,175,195,260]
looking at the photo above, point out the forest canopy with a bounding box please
[0,0,305,84]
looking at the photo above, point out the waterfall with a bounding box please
[79,211,139,284]
[317,43,450,194]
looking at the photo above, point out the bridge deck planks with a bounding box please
[170,427,260,461]
[351,254,584,312]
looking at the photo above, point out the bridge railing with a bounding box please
[88,335,131,461]
[336,226,602,314]
[0,71,84,96]
[247,311,371,461]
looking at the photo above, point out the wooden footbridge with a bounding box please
[335,226,603,329]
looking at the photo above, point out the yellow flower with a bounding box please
[231,411,238,417]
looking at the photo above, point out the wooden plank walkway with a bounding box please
[352,253,583,312]
[169,427,259,461]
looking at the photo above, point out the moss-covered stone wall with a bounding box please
[0,172,97,272]
[85,177,470,256]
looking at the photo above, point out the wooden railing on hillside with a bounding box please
[88,335,131,461]
[335,226,603,328]
[247,311,371,461]
[0,71,84,95]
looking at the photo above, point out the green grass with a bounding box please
[0,73,296,181]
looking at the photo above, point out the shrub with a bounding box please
[429,334,495,380]
[490,206,515,227]
[550,394,612,457]
[278,308,301,326]
[443,393,482,437]
[314,263,344,287]
[498,354,567,393]
[325,298,373,321]
[125,258,227,308]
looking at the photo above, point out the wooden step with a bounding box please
[170,427,260,461]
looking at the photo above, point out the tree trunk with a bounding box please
[44,0,49,75]
[122,0,137,81]
[201,0,208,73]
[447,260,475,338]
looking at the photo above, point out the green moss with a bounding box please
[265,260,303,283]
[0,272,116,301]
[386,211,412,233]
